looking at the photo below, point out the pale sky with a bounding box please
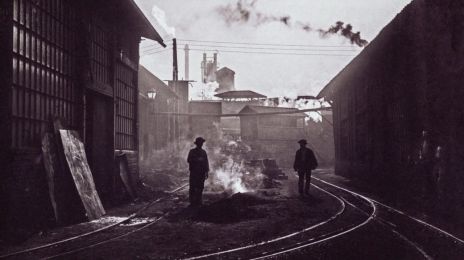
[136,0,412,98]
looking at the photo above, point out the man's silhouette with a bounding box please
[293,139,318,196]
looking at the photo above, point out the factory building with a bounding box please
[0,0,165,237]
[318,0,464,215]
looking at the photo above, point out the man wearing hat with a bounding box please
[294,139,318,196]
[187,137,210,206]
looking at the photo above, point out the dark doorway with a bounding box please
[85,91,114,205]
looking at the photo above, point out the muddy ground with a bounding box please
[0,173,340,259]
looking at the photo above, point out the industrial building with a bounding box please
[239,105,306,167]
[0,0,165,238]
[138,66,178,160]
[318,0,464,214]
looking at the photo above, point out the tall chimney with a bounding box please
[213,53,218,72]
[173,38,178,81]
[184,44,189,80]
[201,53,207,83]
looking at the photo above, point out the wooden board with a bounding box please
[41,133,60,223]
[117,153,136,199]
[59,130,105,220]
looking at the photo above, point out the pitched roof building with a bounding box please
[0,0,165,238]
[317,0,464,216]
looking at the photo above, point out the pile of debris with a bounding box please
[195,192,274,224]
[244,159,287,189]
[140,168,187,192]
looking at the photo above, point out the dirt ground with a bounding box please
[66,174,340,259]
[0,173,340,259]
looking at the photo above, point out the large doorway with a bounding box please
[85,91,114,204]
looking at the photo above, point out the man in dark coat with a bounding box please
[294,139,318,196]
[187,137,210,207]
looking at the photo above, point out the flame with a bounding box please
[207,141,263,194]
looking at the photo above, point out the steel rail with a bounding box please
[249,180,377,260]
[339,196,431,259]
[183,183,346,260]
[313,177,464,245]
[0,184,188,259]
[42,184,189,259]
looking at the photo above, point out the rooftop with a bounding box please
[138,66,178,99]
[215,90,266,100]
[238,105,306,117]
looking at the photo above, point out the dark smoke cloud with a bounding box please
[216,0,368,47]
[318,21,368,47]
[217,0,291,27]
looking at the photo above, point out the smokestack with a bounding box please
[213,53,217,66]
[173,38,178,81]
[184,44,190,80]
[202,53,207,83]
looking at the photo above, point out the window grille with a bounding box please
[12,0,78,149]
[115,63,137,150]
[90,16,111,85]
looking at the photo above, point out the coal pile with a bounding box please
[195,192,275,224]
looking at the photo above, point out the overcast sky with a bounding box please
[136,0,412,98]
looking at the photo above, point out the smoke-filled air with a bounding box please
[216,0,369,47]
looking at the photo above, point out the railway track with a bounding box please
[185,176,464,260]
[184,181,377,260]
[3,175,464,259]
[0,183,188,260]
[313,177,464,259]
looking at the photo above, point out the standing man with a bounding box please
[187,137,209,207]
[294,139,318,196]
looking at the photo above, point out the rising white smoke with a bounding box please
[206,140,264,194]
[151,5,176,38]
[190,81,219,100]
[274,97,324,122]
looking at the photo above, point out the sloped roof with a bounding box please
[138,66,177,99]
[238,105,306,117]
[215,90,266,99]
[317,1,418,100]
[121,0,166,47]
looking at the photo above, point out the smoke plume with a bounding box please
[267,96,329,122]
[318,21,368,47]
[151,5,176,38]
[216,0,368,47]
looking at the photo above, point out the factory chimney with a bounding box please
[172,38,178,81]
[201,53,207,83]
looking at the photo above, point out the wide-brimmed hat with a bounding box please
[194,137,206,144]
[298,139,307,145]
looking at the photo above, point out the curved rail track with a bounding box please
[185,181,377,260]
[3,175,464,259]
[185,176,464,260]
[0,183,188,260]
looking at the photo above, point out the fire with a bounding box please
[206,141,264,194]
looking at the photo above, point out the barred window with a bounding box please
[90,16,111,85]
[115,63,137,150]
[12,0,78,149]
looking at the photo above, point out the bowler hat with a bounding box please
[298,139,307,145]
[194,137,206,144]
